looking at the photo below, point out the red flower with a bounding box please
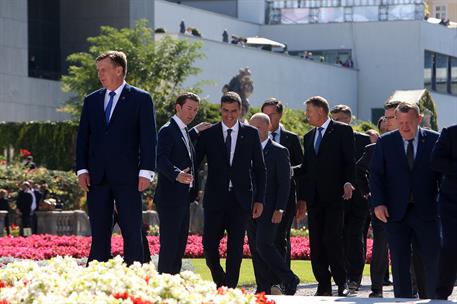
[19,149,32,158]
[255,292,276,304]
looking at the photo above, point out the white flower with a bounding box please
[0,256,261,304]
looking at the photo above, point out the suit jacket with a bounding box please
[298,120,355,204]
[154,118,198,207]
[354,132,371,161]
[195,122,266,211]
[16,191,32,216]
[369,128,440,221]
[278,127,303,204]
[258,139,291,223]
[431,124,457,202]
[76,83,157,185]
[356,143,376,196]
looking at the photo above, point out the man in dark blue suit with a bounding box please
[154,92,203,274]
[195,92,266,288]
[370,102,440,298]
[247,113,300,295]
[261,98,303,269]
[76,51,157,265]
[296,96,355,297]
[431,124,457,300]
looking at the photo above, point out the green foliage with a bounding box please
[0,162,83,210]
[0,121,78,171]
[61,19,205,122]
[352,119,377,133]
[418,90,438,131]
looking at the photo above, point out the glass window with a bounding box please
[28,0,61,80]
[353,6,379,21]
[451,57,457,95]
[435,5,447,19]
[388,4,415,20]
[319,7,344,23]
[281,8,310,23]
[424,51,433,91]
[436,53,448,94]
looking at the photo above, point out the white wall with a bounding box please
[180,36,357,112]
[0,0,68,122]
[432,92,457,128]
[154,0,260,42]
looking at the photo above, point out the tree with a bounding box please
[60,19,205,126]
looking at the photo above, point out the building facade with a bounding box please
[1,0,456,128]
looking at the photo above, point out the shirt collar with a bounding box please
[261,138,269,150]
[107,80,126,97]
[222,121,239,133]
[403,127,420,144]
[172,114,187,129]
[319,117,331,130]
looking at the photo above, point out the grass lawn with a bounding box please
[191,258,371,286]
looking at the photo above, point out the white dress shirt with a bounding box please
[270,127,281,143]
[222,121,239,188]
[172,115,192,157]
[402,127,420,158]
[77,81,154,181]
[222,121,239,166]
[28,189,37,213]
[261,138,269,150]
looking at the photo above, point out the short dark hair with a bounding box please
[395,102,420,116]
[96,51,128,76]
[377,116,384,130]
[384,100,401,110]
[261,98,283,114]
[176,92,200,106]
[304,96,330,114]
[221,91,241,107]
[330,104,352,117]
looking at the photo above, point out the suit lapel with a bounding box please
[216,123,231,166]
[279,127,288,146]
[170,118,192,163]
[413,128,426,169]
[318,120,335,153]
[107,83,130,127]
[98,89,107,128]
[394,131,410,171]
[263,139,272,158]
[232,122,244,166]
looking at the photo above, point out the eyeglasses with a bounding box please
[384,115,395,120]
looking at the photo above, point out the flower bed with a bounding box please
[0,256,274,303]
[0,235,373,262]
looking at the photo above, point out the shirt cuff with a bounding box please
[344,182,353,188]
[139,170,155,181]
[192,127,199,134]
[77,169,89,176]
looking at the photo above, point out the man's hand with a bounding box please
[296,200,307,221]
[138,176,151,192]
[342,182,355,200]
[176,168,193,184]
[195,122,212,132]
[252,202,263,219]
[374,205,389,223]
[271,210,283,224]
[78,173,91,192]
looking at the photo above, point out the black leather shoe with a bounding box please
[315,290,332,296]
[383,280,393,286]
[284,275,300,295]
[348,281,360,291]
[369,290,383,298]
[338,285,350,297]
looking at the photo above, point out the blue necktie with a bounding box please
[271,132,277,142]
[105,91,116,125]
[314,127,324,154]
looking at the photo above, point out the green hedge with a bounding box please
[0,121,78,171]
[0,163,82,210]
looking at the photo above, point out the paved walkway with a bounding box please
[265,276,457,302]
